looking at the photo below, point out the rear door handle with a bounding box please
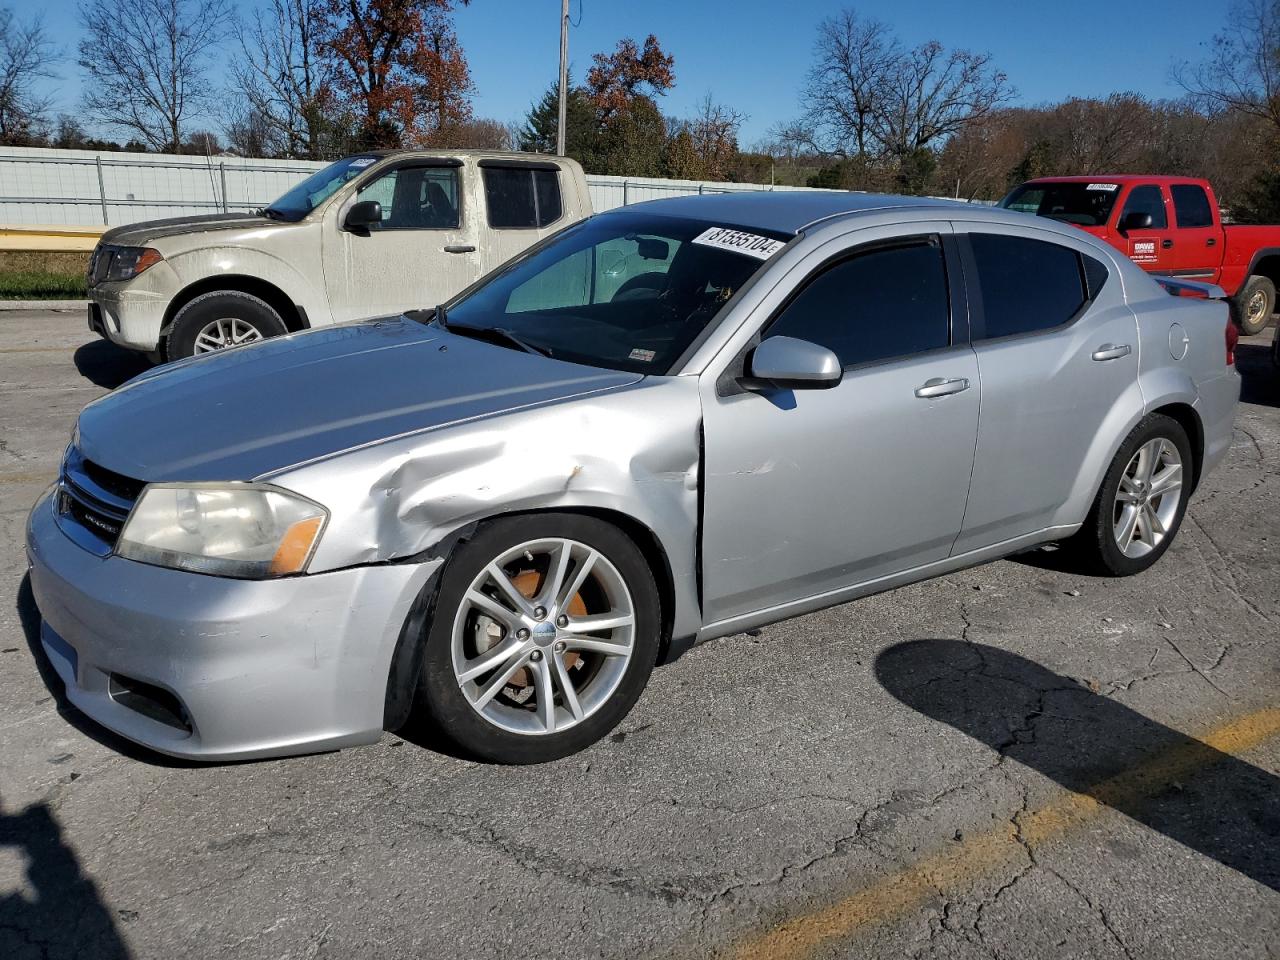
[444,244,476,253]
[914,377,970,399]
[1091,343,1132,361]
[1206,237,1217,247]
[1161,239,1173,249]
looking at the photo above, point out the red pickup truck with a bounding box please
[1000,175,1280,334]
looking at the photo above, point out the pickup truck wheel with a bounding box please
[167,291,288,359]
[1233,276,1275,336]
[418,513,661,764]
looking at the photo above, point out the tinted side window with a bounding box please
[1171,184,1214,228]
[483,167,563,228]
[969,234,1087,339]
[766,240,950,368]
[1120,185,1167,229]
[1083,254,1109,299]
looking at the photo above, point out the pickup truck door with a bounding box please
[1165,182,1223,281]
[1113,183,1174,274]
[475,160,572,277]
[324,159,481,323]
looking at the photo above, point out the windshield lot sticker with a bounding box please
[1087,183,1119,191]
[1131,240,1158,263]
[349,157,377,168]
[628,348,656,363]
[692,227,786,260]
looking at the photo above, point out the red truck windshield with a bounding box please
[1000,182,1121,227]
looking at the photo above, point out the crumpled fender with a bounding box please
[268,377,704,640]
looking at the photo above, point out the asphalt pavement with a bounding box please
[1,308,1277,960]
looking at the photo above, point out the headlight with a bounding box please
[105,246,164,282]
[115,484,327,579]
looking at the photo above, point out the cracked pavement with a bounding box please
[1,310,1277,960]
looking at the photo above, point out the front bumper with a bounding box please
[88,259,182,352]
[26,491,440,761]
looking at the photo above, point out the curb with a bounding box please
[0,300,89,311]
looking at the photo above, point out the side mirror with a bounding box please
[1118,211,1153,233]
[344,199,383,233]
[744,336,843,390]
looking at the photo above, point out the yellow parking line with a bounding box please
[729,707,1280,960]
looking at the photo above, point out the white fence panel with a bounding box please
[0,146,842,228]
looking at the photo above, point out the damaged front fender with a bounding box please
[266,377,705,640]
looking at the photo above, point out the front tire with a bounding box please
[166,290,288,360]
[418,513,661,764]
[1072,414,1192,576]
[1233,275,1275,336]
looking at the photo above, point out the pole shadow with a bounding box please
[874,639,1279,892]
[0,795,130,959]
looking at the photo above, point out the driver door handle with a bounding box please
[914,377,970,399]
[444,244,476,253]
[1092,343,1132,361]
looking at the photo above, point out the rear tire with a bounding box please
[417,513,661,764]
[166,290,288,360]
[1071,414,1192,577]
[1232,275,1275,336]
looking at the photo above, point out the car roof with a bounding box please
[613,190,1028,234]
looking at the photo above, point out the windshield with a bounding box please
[265,155,382,221]
[999,182,1121,226]
[442,211,792,374]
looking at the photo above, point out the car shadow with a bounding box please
[72,340,151,390]
[17,575,204,769]
[0,793,130,959]
[875,639,1279,893]
[1237,341,1278,408]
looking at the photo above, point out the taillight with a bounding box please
[1226,320,1239,367]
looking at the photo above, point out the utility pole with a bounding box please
[557,0,570,156]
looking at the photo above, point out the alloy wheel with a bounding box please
[450,538,636,736]
[1113,438,1183,559]
[193,317,266,353]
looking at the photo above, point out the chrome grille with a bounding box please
[56,446,143,555]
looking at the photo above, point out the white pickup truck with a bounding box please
[85,150,592,360]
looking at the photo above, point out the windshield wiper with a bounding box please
[445,321,553,358]
[257,207,286,220]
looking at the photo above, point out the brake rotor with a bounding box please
[495,568,586,691]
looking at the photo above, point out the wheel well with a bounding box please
[1152,402,1203,492]
[381,506,683,731]
[1247,254,1280,293]
[163,275,307,335]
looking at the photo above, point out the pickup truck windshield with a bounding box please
[264,155,381,221]
[1000,182,1121,226]
[443,211,792,375]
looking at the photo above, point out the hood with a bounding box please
[77,318,642,482]
[101,213,287,246]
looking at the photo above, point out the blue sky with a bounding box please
[36,0,1229,145]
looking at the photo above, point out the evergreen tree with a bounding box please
[518,76,596,160]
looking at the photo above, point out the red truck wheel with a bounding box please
[1233,276,1275,336]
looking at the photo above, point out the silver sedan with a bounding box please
[26,193,1240,763]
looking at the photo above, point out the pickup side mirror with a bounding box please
[344,199,383,234]
[1118,211,1153,233]
[744,336,843,390]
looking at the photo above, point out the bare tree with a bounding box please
[1174,0,1280,135]
[0,7,56,144]
[232,0,331,158]
[871,40,1013,159]
[684,93,746,180]
[791,10,899,158]
[77,0,233,152]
